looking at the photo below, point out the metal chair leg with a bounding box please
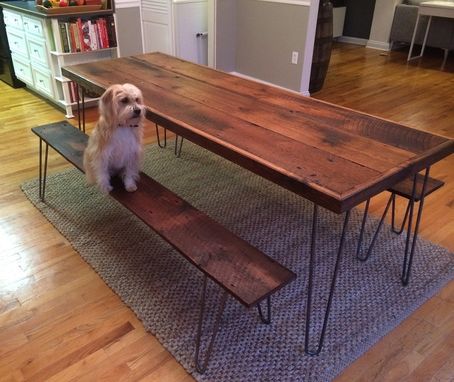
[257,296,271,324]
[38,138,49,201]
[401,168,430,286]
[356,194,393,261]
[155,123,167,148]
[195,275,228,374]
[304,204,351,356]
[175,135,184,157]
[391,194,411,235]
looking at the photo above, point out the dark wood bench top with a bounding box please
[388,174,444,202]
[32,121,296,307]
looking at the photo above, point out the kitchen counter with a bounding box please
[0,0,113,18]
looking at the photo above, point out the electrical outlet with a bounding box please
[291,51,299,65]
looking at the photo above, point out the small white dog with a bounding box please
[83,83,145,193]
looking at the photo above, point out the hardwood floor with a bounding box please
[0,43,452,381]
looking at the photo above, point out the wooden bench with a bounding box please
[31,121,296,373]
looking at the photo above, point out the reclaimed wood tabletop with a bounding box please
[62,52,454,213]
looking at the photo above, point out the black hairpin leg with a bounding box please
[38,138,49,201]
[401,168,430,286]
[175,135,184,157]
[304,204,351,356]
[76,84,81,131]
[257,296,271,324]
[155,123,167,148]
[195,275,228,374]
[81,86,86,133]
[391,194,411,235]
[76,84,86,133]
[356,194,393,261]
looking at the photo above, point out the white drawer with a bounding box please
[32,67,55,98]
[26,35,49,67]
[6,27,28,57]
[11,54,33,85]
[23,16,45,37]
[3,10,23,30]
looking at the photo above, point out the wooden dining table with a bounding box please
[62,52,454,355]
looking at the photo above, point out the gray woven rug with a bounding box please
[22,141,453,382]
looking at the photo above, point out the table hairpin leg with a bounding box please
[38,138,49,201]
[155,124,184,157]
[257,296,271,324]
[304,204,351,356]
[195,275,228,374]
[356,195,393,261]
[391,193,411,235]
[355,168,430,286]
[76,84,86,133]
[155,123,167,148]
[175,135,184,157]
[401,168,430,286]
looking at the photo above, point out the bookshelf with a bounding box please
[50,12,118,117]
[2,1,117,118]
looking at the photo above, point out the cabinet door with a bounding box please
[174,1,208,65]
[32,66,55,98]
[27,35,49,67]
[11,54,33,85]
[6,28,29,57]
[3,10,23,30]
[23,16,45,37]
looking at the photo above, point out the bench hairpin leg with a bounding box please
[195,275,228,373]
[155,123,167,148]
[257,296,271,324]
[391,193,411,235]
[401,168,430,286]
[38,138,49,201]
[76,84,81,131]
[175,135,184,157]
[81,86,86,133]
[356,194,393,261]
[304,204,350,356]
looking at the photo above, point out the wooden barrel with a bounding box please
[309,1,333,94]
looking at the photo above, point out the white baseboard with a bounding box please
[337,36,368,46]
[230,71,309,96]
[366,40,391,51]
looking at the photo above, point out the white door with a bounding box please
[174,1,208,65]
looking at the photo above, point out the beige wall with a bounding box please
[215,0,311,92]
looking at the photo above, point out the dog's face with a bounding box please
[99,83,145,127]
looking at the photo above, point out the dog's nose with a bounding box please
[133,108,141,116]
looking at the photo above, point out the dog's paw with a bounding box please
[98,182,113,194]
[125,182,137,192]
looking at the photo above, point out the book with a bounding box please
[58,21,70,53]
[106,15,116,47]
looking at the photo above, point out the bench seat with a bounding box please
[32,121,296,372]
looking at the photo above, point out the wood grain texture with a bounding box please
[0,42,453,381]
[34,123,295,307]
[62,52,454,213]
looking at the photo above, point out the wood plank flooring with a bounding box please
[0,43,453,381]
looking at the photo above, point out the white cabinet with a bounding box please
[3,7,118,118]
[4,9,54,94]
[141,0,208,65]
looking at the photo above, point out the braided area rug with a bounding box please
[22,141,453,382]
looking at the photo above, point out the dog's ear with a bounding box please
[99,85,119,127]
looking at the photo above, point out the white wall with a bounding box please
[367,0,402,51]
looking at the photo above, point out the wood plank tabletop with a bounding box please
[62,53,454,213]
